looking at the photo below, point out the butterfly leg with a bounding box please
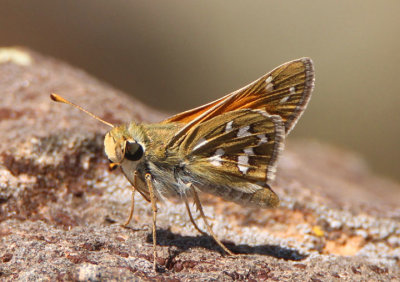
[145,173,158,271]
[184,198,207,236]
[122,171,137,227]
[190,185,234,256]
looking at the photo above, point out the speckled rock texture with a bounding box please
[0,47,399,281]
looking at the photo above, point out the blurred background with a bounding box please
[0,1,399,182]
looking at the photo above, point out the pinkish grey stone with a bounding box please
[0,47,399,280]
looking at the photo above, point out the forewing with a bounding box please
[180,109,285,189]
[163,58,314,148]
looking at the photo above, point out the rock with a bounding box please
[0,47,399,280]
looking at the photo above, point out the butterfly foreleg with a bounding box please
[145,173,158,271]
[189,185,234,256]
[184,198,207,236]
[122,171,137,227]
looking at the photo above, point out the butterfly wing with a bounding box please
[163,57,314,148]
[178,109,284,207]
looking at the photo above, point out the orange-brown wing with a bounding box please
[162,94,228,124]
[163,57,314,148]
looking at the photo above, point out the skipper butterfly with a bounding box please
[51,57,315,270]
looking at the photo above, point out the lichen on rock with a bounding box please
[0,48,399,280]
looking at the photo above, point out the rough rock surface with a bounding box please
[0,47,399,281]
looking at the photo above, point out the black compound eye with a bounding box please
[125,141,144,161]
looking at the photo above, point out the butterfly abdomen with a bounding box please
[246,186,280,208]
[199,183,279,208]
[225,186,279,208]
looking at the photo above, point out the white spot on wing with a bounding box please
[265,76,274,92]
[209,148,225,167]
[193,138,208,151]
[257,134,268,145]
[244,147,254,155]
[280,96,289,103]
[237,126,251,137]
[238,155,249,174]
[280,86,295,104]
[225,121,233,132]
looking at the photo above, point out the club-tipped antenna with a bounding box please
[50,93,114,128]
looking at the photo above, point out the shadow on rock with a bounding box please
[146,229,307,261]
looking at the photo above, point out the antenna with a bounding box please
[50,93,114,128]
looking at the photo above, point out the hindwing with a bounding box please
[180,109,284,188]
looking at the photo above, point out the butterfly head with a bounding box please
[50,93,147,169]
[104,122,146,165]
